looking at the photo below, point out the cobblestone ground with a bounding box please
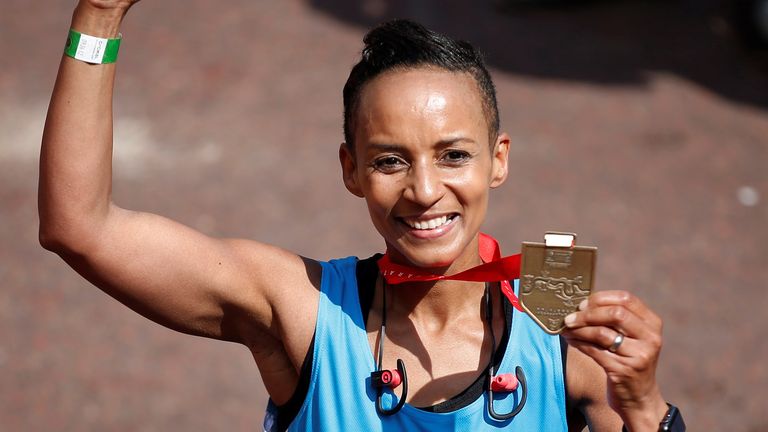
[1,0,767,430]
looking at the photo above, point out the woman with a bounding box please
[39,1,682,430]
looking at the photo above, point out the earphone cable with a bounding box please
[377,279,387,370]
[485,282,497,380]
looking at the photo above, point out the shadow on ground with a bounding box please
[308,0,768,109]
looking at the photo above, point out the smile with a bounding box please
[401,214,457,231]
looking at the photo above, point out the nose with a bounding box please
[403,161,445,208]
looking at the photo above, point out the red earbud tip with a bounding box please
[381,370,392,383]
[491,373,519,392]
[389,370,402,388]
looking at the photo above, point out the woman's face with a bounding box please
[340,68,510,269]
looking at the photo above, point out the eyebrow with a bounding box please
[435,137,477,147]
[366,143,405,152]
[366,136,477,152]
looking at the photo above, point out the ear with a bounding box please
[339,143,364,197]
[490,133,510,189]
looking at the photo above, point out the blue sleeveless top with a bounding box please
[265,256,567,431]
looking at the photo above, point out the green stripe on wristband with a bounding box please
[64,29,122,64]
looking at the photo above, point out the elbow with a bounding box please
[38,210,60,251]
[38,200,73,254]
[38,221,73,255]
[38,203,112,255]
[39,225,67,254]
[38,218,96,257]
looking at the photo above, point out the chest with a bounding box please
[287,258,569,431]
[365,310,505,408]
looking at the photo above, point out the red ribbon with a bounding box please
[377,233,523,311]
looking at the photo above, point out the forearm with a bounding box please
[39,5,128,249]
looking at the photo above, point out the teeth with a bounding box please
[407,215,451,230]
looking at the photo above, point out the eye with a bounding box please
[441,150,471,165]
[372,155,407,173]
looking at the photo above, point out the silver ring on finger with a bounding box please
[608,332,624,353]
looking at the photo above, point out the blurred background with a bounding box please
[2,0,767,430]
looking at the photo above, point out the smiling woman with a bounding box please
[340,68,509,270]
[38,1,682,431]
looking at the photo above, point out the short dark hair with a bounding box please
[342,19,499,151]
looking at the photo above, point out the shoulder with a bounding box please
[263,254,363,349]
[223,239,323,326]
[223,240,325,356]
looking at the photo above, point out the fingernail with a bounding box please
[564,313,576,327]
[578,299,588,310]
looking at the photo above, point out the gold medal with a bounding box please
[520,232,597,334]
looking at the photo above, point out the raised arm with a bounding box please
[38,0,319,369]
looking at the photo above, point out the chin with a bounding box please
[407,256,454,270]
[390,242,464,270]
[377,216,479,269]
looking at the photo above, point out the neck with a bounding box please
[381,234,491,326]
[390,279,486,325]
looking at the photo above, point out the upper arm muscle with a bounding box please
[56,205,317,344]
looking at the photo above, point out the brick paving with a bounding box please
[1,0,767,430]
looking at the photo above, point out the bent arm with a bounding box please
[38,3,319,350]
[39,5,121,250]
[565,344,624,431]
[563,291,670,431]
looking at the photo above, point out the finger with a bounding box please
[563,326,630,355]
[564,304,656,341]
[563,332,654,369]
[581,291,662,331]
[562,326,656,363]
[563,327,658,371]
[563,337,630,372]
[563,327,661,364]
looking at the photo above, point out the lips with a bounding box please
[402,214,455,230]
[398,213,459,238]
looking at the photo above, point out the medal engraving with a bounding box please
[520,232,597,334]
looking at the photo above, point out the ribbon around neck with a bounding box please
[377,232,523,311]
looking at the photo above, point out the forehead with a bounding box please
[354,68,488,146]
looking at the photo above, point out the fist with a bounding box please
[79,0,141,15]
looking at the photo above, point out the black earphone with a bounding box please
[484,285,528,420]
[370,284,408,416]
[370,281,528,421]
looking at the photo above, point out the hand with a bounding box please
[79,0,141,15]
[562,290,668,430]
[71,0,141,37]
